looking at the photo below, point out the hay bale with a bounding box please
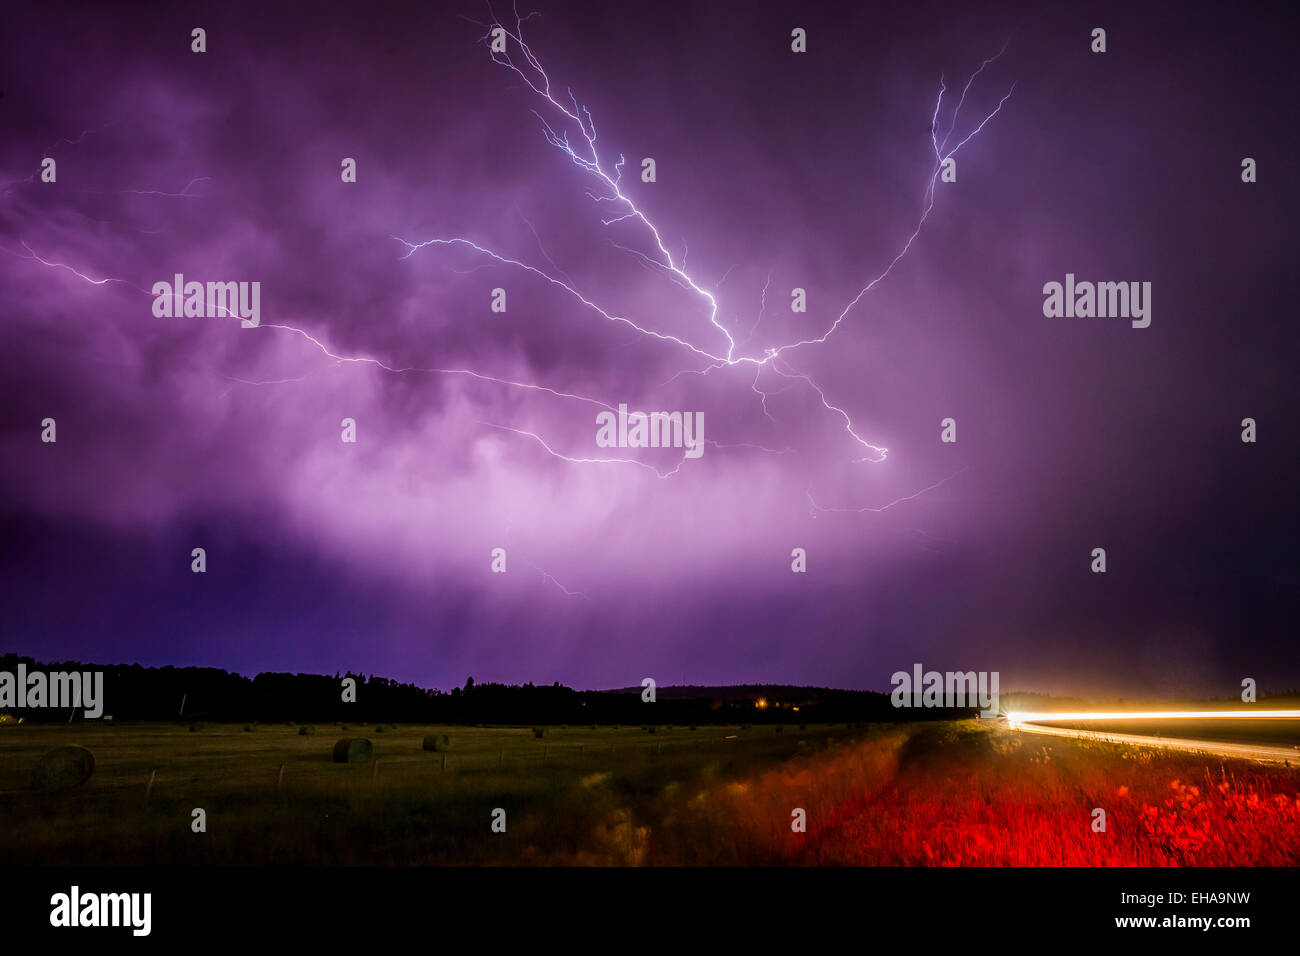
[332,738,374,763]
[298,725,316,736]
[31,746,95,792]
[243,725,256,732]
[374,725,385,733]
[421,734,451,752]
[532,727,548,739]
[647,726,656,734]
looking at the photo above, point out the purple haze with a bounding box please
[1,0,1296,697]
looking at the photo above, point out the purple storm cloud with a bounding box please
[1,0,1296,696]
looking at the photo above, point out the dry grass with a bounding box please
[2,720,1296,865]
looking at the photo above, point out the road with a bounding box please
[1009,718,1300,766]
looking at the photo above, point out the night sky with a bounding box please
[1,0,1295,697]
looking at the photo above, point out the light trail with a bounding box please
[1008,719,1300,767]
[1006,709,1300,766]
[1007,709,1300,724]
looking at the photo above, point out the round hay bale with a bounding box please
[374,725,385,733]
[421,734,451,752]
[31,746,95,792]
[298,725,316,736]
[332,738,374,763]
[532,727,547,739]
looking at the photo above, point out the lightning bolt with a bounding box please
[7,237,761,488]
[10,8,1012,522]
[523,558,590,599]
[7,240,152,293]
[396,2,1012,506]
[479,422,694,479]
[108,176,212,198]
[806,466,971,516]
[2,123,117,196]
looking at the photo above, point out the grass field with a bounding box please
[4,720,1299,865]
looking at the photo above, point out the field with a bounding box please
[3,720,1299,865]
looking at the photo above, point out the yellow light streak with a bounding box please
[1007,709,1300,727]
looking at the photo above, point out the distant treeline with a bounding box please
[0,654,976,724]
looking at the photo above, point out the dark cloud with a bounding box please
[1,0,1295,695]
